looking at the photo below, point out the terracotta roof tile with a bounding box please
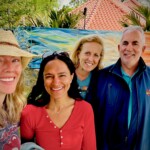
[72,0,142,31]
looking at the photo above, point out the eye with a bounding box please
[12,59,20,62]
[122,41,128,45]
[133,41,138,45]
[44,75,53,79]
[12,57,21,63]
[59,74,66,78]
[94,53,100,58]
[85,52,90,55]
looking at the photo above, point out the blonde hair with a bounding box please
[71,34,104,69]
[0,71,26,127]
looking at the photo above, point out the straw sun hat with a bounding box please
[0,29,37,68]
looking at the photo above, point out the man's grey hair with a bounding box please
[122,25,145,44]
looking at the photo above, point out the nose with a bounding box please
[4,61,14,72]
[52,76,60,85]
[126,43,132,51]
[87,54,93,61]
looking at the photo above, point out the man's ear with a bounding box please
[118,44,120,52]
[142,46,146,53]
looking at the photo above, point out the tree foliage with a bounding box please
[21,0,59,27]
[120,5,150,31]
[0,0,81,29]
[49,6,82,28]
[0,0,32,29]
[0,0,59,28]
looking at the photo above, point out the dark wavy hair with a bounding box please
[27,52,81,106]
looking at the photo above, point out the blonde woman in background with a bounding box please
[0,30,35,149]
[71,34,104,104]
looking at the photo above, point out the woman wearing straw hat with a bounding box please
[0,29,36,149]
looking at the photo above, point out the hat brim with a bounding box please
[0,46,37,69]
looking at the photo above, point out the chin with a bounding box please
[3,87,17,94]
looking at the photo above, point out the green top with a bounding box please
[77,72,92,99]
[121,67,138,128]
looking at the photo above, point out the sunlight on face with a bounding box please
[118,30,145,71]
[43,59,74,100]
[0,56,22,95]
[78,42,102,72]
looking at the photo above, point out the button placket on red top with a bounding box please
[46,115,57,129]
[46,115,64,146]
[60,129,64,146]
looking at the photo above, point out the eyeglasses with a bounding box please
[42,51,69,59]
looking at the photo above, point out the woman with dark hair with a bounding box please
[20,51,96,150]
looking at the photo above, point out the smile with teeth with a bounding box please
[124,53,134,57]
[85,62,93,66]
[52,87,63,91]
[0,77,15,82]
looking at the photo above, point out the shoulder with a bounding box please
[21,105,45,124]
[97,65,112,79]
[22,104,44,115]
[75,100,93,112]
[146,65,150,72]
[99,64,115,73]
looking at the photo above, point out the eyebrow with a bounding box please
[132,41,138,43]
[44,72,67,75]
[122,40,139,43]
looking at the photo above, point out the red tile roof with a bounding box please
[72,0,141,31]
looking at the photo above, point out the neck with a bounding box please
[76,67,90,80]
[121,63,138,76]
[46,96,74,113]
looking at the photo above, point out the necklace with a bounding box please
[77,72,92,99]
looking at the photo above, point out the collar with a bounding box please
[109,57,146,77]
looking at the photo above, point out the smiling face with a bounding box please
[0,56,22,95]
[78,42,102,72]
[118,30,145,73]
[43,59,74,100]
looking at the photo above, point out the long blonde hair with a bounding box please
[0,71,26,127]
[71,34,104,70]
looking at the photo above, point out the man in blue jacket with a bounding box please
[95,26,150,150]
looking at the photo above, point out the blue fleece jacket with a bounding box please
[95,57,150,150]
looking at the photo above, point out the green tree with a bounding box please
[120,5,150,31]
[49,6,82,28]
[0,0,31,29]
[0,0,59,28]
[22,0,59,27]
[0,0,81,28]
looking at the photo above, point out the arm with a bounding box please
[82,104,97,150]
[20,106,35,143]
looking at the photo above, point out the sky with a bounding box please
[59,0,71,8]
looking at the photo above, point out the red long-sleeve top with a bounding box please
[20,100,96,150]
